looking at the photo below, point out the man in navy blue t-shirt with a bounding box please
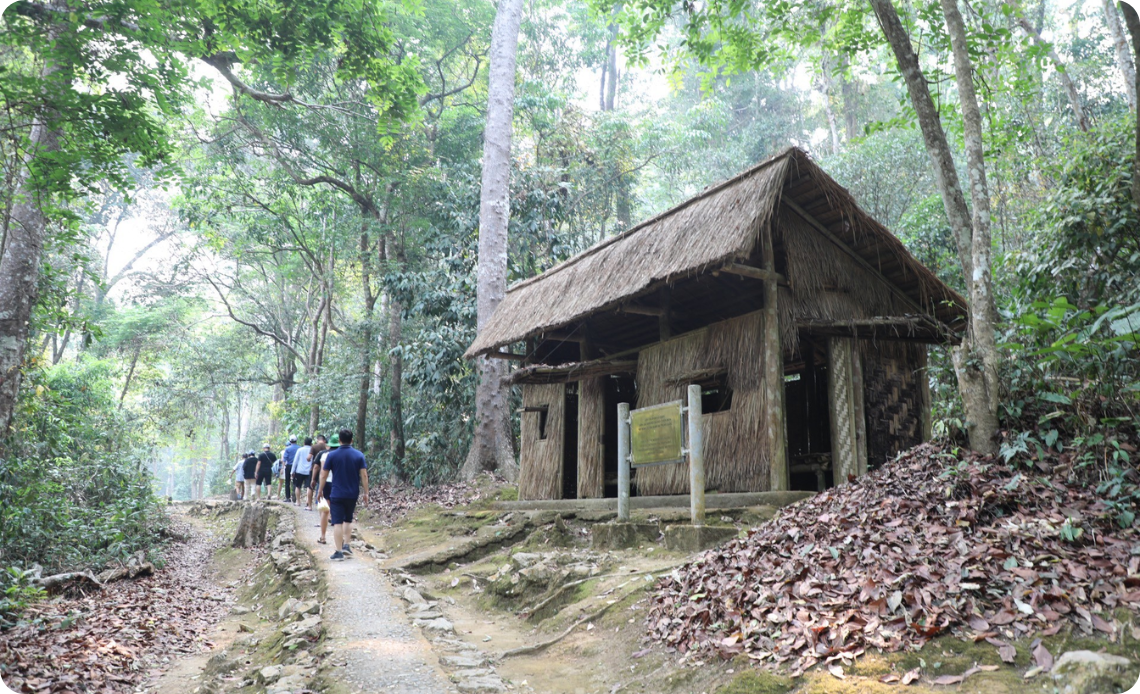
[318,428,369,561]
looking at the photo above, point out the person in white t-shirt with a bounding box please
[292,437,314,509]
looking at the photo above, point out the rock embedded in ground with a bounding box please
[266,673,308,694]
[278,597,301,620]
[415,617,455,633]
[1051,650,1136,694]
[257,664,285,684]
[441,654,487,668]
[402,586,428,604]
[456,675,507,693]
[510,552,542,569]
[283,614,323,639]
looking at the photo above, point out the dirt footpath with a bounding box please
[292,506,455,694]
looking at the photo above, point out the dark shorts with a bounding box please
[294,473,311,489]
[257,472,273,485]
[328,497,358,525]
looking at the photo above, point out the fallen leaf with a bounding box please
[902,667,922,685]
[828,664,845,680]
[1032,642,1053,671]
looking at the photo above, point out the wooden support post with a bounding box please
[658,287,672,342]
[762,221,788,491]
[687,384,705,527]
[617,402,631,522]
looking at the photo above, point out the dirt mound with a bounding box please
[647,443,1140,674]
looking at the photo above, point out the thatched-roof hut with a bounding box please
[466,147,967,500]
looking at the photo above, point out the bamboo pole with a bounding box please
[762,221,788,491]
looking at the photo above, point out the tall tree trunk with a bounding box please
[356,227,375,450]
[941,0,1001,455]
[1004,0,1089,131]
[839,54,859,140]
[0,119,60,435]
[388,295,406,473]
[871,0,999,453]
[817,49,842,155]
[1122,3,1140,209]
[462,0,526,482]
[869,0,975,284]
[1105,0,1137,108]
[118,345,142,408]
[603,24,619,112]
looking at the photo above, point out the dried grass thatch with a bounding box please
[635,312,771,496]
[466,147,966,359]
[518,384,564,500]
[576,377,605,499]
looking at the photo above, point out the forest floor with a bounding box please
[2,463,1138,694]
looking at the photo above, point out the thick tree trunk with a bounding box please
[941,0,1001,455]
[461,0,526,482]
[818,50,842,156]
[1122,2,1140,209]
[0,120,60,435]
[869,0,974,283]
[1105,0,1137,109]
[871,0,999,453]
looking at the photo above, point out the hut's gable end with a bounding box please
[518,384,565,500]
[777,206,913,357]
[635,311,771,496]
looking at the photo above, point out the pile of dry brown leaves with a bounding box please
[363,478,486,526]
[0,520,234,693]
[647,443,1140,675]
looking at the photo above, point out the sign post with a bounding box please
[617,402,631,522]
[617,388,705,526]
[687,384,705,527]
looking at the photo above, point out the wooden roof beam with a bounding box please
[719,263,786,284]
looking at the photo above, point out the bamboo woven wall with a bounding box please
[777,207,908,358]
[577,377,605,498]
[858,341,927,467]
[518,384,565,500]
[635,311,771,495]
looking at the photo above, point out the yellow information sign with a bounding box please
[630,400,684,467]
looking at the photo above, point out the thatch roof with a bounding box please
[465,147,967,359]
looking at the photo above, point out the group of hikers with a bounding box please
[227,429,369,561]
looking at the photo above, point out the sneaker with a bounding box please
[330,551,345,561]
[342,544,353,555]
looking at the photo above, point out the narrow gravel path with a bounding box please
[291,506,456,693]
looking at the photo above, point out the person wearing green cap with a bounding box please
[313,434,338,545]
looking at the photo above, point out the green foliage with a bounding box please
[0,567,46,624]
[1,359,166,594]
